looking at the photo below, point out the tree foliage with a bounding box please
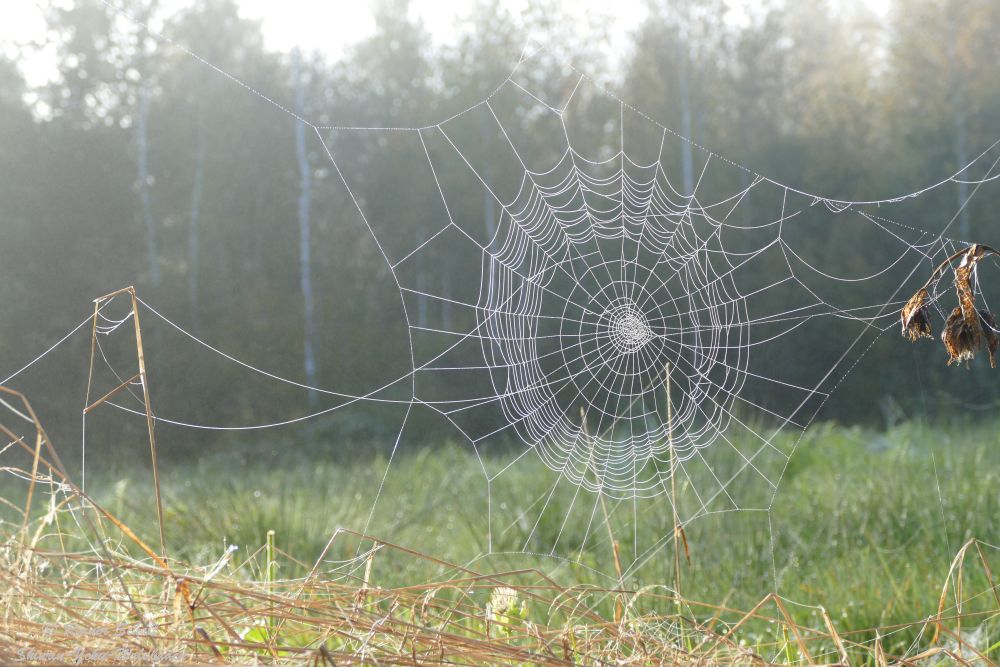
[3,0,1000,455]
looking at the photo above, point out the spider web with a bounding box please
[303,48,1000,566]
[7,18,1000,585]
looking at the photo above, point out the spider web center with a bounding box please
[604,301,654,355]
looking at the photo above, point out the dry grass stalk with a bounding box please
[2,501,998,666]
[5,381,1000,664]
[579,407,628,627]
[819,606,850,666]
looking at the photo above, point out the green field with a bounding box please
[62,417,1000,657]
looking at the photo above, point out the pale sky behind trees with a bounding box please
[4,0,890,86]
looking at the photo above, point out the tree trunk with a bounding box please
[188,113,206,330]
[678,34,695,197]
[294,51,318,406]
[137,84,159,286]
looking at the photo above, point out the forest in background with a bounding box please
[3,0,1000,460]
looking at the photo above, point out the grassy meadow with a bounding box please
[41,416,999,658]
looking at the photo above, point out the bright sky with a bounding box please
[3,0,889,85]
[2,0,644,84]
[239,0,647,56]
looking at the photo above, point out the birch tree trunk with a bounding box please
[188,114,206,330]
[294,51,318,406]
[137,83,160,286]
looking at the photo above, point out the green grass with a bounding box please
[49,418,1000,657]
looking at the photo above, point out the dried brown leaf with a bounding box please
[943,307,979,366]
[940,245,993,366]
[980,309,999,369]
[901,288,933,341]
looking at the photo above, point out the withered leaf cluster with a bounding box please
[901,288,932,342]
[900,244,1000,368]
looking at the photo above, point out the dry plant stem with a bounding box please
[87,286,169,560]
[937,625,990,666]
[0,387,152,621]
[128,287,168,560]
[580,407,626,624]
[611,541,624,624]
[927,536,1000,652]
[10,429,171,580]
[83,299,99,491]
[195,627,224,659]
[19,431,42,542]
[916,244,1000,295]
[772,595,814,663]
[3,383,196,621]
[820,606,851,666]
[705,592,773,659]
[83,372,143,414]
[665,363,683,601]
[973,540,1000,610]
[875,633,888,667]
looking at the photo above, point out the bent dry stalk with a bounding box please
[901,244,1000,367]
